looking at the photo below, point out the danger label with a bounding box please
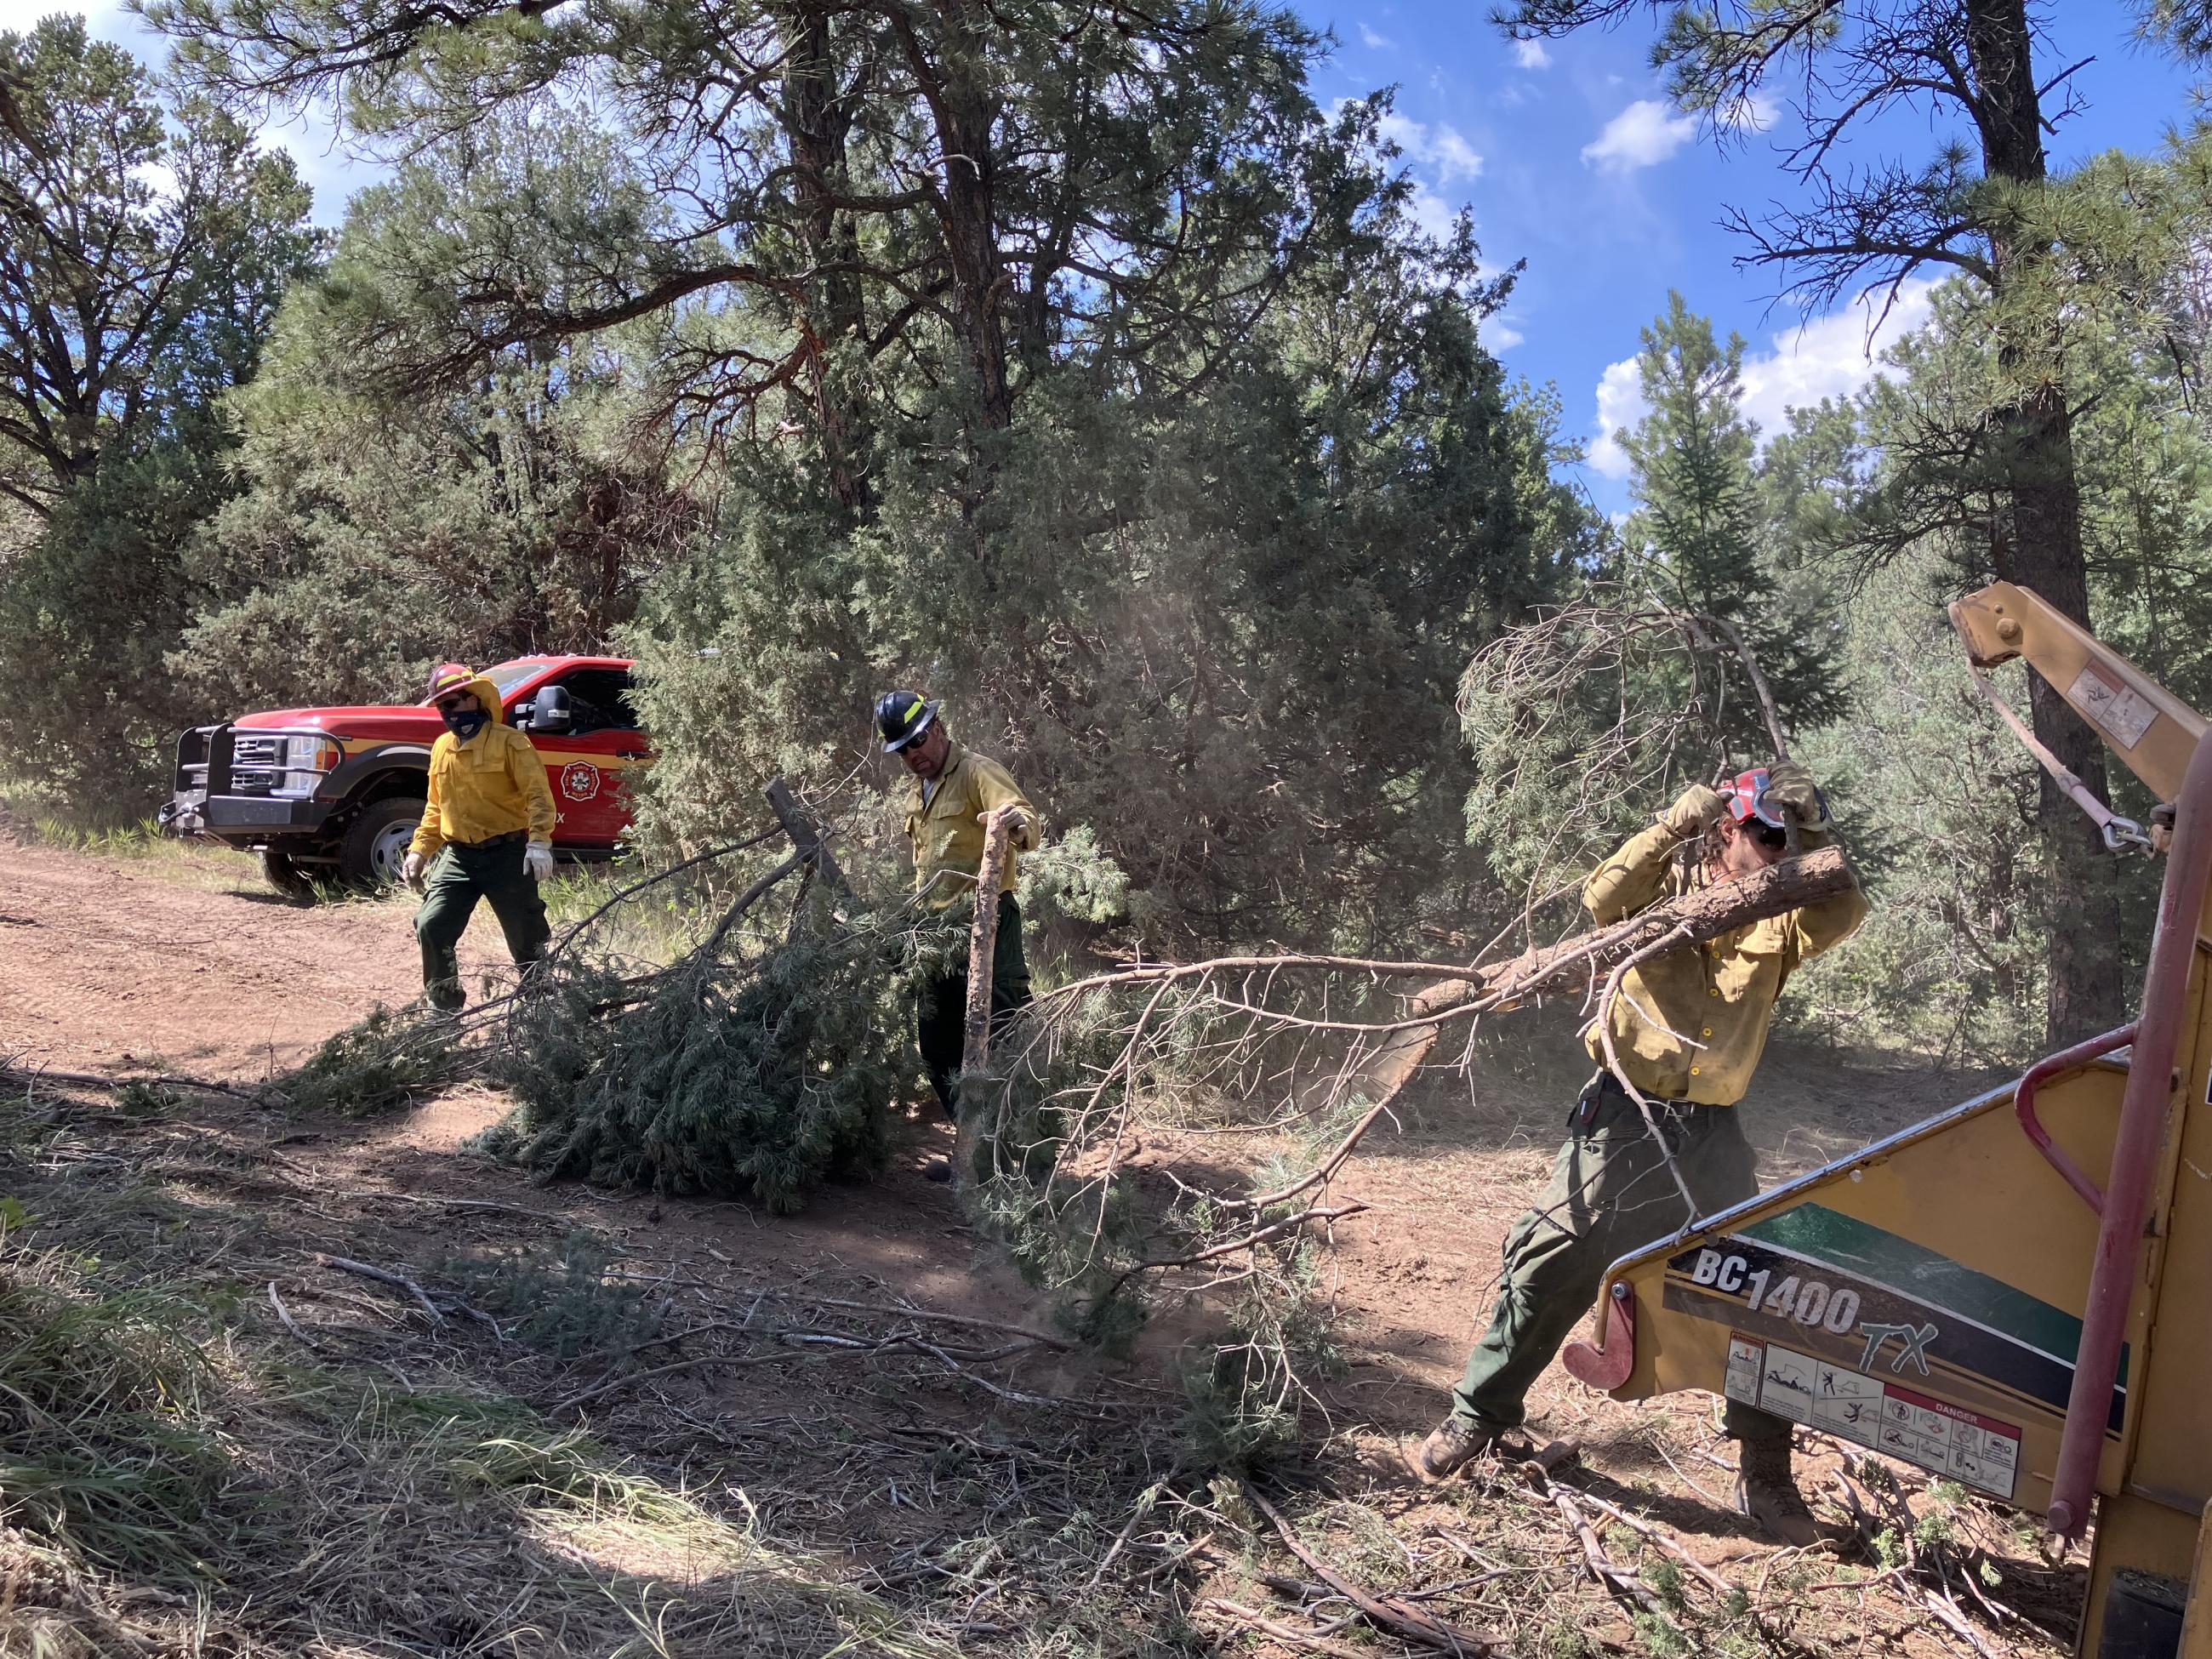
[1725,1335,2020,1499]
[2068,663,2158,750]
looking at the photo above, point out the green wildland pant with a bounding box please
[1451,1071,1788,1445]
[916,892,1031,1120]
[413,832,550,1012]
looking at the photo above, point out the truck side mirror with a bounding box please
[527,686,573,733]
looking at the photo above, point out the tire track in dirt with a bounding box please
[1,845,507,1078]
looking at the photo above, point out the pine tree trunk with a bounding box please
[893,0,1012,434]
[1964,0,2126,1043]
[784,3,871,513]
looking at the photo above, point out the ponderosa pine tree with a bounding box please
[0,16,315,516]
[1499,0,2126,1041]
[0,19,316,811]
[1618,293,1847,750]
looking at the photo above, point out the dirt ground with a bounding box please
[0,838,2072,1658]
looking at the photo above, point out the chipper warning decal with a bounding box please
[1659,1202,2124,1490]
[1721,1332,2023,1497]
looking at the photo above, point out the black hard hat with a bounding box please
[875,690,939,753]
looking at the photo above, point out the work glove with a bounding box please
[1661,784,1725,841]
[402,850,426,889]
[1764,761,1831,831]
[524,841,556,882]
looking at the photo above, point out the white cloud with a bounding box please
[1512,38,1551,70]
[1587,357,1645,479]
[1585,278,1940,480]
[1487,317,1525,351]
[1377,111,1483,185]
[128,158,179,200]
[1719,91,1780,134]
[1736,278,1936,437]
[1359,22,1394,49]
[1405,179,1464,242]
[1582,99,1697,173]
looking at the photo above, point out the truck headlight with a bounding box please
[277,735,340,796]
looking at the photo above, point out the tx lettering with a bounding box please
[1858,1320,1938,1377]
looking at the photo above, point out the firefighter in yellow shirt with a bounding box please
[876,692,1038,1172]
[402,663,560,1012]
[1411,762,1866,1544]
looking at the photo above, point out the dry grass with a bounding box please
[0,1063,2090,1659]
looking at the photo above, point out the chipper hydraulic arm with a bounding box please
[1557,582,2212,1659]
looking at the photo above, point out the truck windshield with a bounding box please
[476,662,551,697]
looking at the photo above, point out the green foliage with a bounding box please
[1789,550,2049,1062]
[287,1002,473,1116]
[173,113,697,719]
[1621,294,1846,743]
[1633,1611,1692,1659]
[0,1244,232,1579]
[627,167,1582,950]
[1017,824,1133,930]
[481,897,946,1210]
[439,1230,661,1358]
[1462,292,1846,898]
[0,15,317,514]
[0,18,316,808]
[0,413,244,810]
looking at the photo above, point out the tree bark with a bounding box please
[897,0,1011,432]
[783,2,872,512]
[1964,0,2126,1042]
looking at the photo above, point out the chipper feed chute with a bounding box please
[1559,583,2212,1658]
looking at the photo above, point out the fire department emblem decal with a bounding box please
[560,761,601,801]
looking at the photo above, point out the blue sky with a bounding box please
[5,0,2202,515]
[1293,1,2203,510]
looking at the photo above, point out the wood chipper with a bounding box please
[1559,581,2212,1658]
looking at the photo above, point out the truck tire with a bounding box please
[339,796,426,889]
[257,848,318,899]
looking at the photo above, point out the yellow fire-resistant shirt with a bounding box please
[1580,818,1867,1106]
[903,740,1039,910]
[408,675,559,859]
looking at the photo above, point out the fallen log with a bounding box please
[1354,843,1856,1106]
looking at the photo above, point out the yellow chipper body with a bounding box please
[1561,582,2212,1658]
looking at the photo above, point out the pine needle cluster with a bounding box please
[480,899,956,1211]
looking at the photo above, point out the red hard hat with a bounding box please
[427,663,476,701]
[1724,767,1786,830]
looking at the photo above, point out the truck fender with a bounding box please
[324,743,432,805]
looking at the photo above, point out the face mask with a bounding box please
[442,704,488,740]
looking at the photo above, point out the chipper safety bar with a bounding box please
[1558,583,2212,1658]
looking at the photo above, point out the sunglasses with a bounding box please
[1748,819,1789,851]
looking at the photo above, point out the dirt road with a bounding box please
[0,842,508,1079]
[0,837,1987,1378]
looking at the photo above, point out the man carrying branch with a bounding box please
[877,691,1039,1175]
[1413,762,1866,1544]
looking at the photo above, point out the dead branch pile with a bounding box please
[282,790,971,1211]
[480,879,960,1210]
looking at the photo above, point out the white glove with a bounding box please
[524,841,556,881]
[402,850,425,888]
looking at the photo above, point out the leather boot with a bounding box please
[1407,1417,1502,1482]
[1735,1434,1824,1547]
